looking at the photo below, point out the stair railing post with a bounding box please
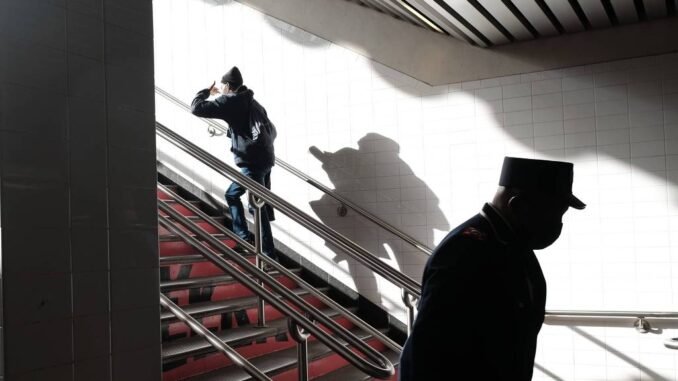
[251,192,267,327]
[402,290,417,336]
[288,318,311,381]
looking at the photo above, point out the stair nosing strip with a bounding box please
[158,233,230,242]
[159,252,255,265]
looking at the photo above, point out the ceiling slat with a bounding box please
[361,0,400,18]
[397,0,452,33]
[360,0,386,14]
[501,0,540,38]
[611,0,640,24]
[381,0,432,27]
[535,0,565,33]
[510,0,559,37]
[443,0,510,45]
[393,1,443,30]
[544,0,586,32]
[601,0,620,25]
[413,0,484,45]
[644,0,668,18]
[427,0,494,46]
[566,0,591,30]
[468,0,515,42]
[634,0,648,21]
[578,0,612,28]
[478,0,534,41]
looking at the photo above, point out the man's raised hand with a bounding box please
[209,80,219,96]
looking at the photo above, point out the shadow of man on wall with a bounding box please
[309,133,449,302]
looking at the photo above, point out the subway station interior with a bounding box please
[1,0,678,380]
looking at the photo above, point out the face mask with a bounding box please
[528,222,563,250]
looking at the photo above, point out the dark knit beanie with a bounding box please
[221,66,243,88]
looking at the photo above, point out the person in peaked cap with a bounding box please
[191,66,278,265]
[399,157,585,381]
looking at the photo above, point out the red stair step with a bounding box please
[161,256,258,280]
[164,293,328,342]
[159,219,222,236]
[158,189,174,200]
[159,238,236,257]
[163,273,299,307]
[159,200,200,217]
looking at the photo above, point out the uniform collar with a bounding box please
[480,203,517,245]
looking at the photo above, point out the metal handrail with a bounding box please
[545,310,678,335]
[158,203,395,379]
[155,86,433,256]
[158,183,403,353]
[156,122,421,298]
[159,294,272,381]
[276,159,433,255]
[546,310,678,319]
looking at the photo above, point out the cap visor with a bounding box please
[569,194,586,210]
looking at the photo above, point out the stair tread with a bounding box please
[165,214,225,222]
[159,252,254,265]
[160,286,327,322]
[161,199,200,204]
[312,349,400,381]
[185,324,376,381]
[160,268,301,291]
[162,324,281,362]
[162,307,346,362]
[158,232,232,242]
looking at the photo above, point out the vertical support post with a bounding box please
[288,318,310,381]
[402,290,416,336]
[251,192,266,327]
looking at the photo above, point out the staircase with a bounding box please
[157,177,400,380]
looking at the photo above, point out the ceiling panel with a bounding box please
[445,0,511,45]
[644,0,668,19]
[578,0,612,28]
[409,0,477,41]
[611,0,639,24]
[478,0,533,41]
[344,0,676,47]
[544,0,585,32]
[384,0,430,27]
[420,0,492,46]
[511,0,560,37]
[360,0,399,17]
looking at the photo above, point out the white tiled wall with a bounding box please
[1,0,160,380]
[154,1,678,379]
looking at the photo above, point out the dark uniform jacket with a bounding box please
[191,86,275,170]
[399,203,546,381]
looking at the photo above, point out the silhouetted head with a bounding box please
[357,133,400,153]
[491,157,585,250]
[219,66,243,94]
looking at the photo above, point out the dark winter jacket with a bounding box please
[191,86,275,170]
[399,203,546,381]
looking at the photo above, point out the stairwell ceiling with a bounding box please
[345,0,677,47]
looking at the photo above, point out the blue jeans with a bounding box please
[225,167,276,260]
